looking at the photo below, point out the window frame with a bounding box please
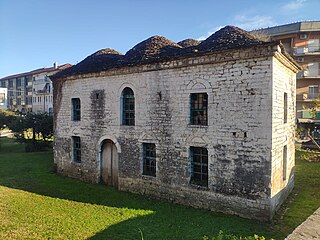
[190,146,208,187]
[121,87,135,126]
[284,92,288,123]
[142,143,156,177]
[283,145,287,180]
[72,136,81,163]
[72,98,81,121]
[309,85,319,99]
[190,93,208,126]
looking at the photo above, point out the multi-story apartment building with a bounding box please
[256,21,320,129]
[0,63,71,113]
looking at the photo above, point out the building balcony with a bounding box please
[293,47,320,56]
[297,93,320,101]
[34,77,51,83]
[34,90,50,94]
[298,110,320,119]
[297,110,320,123]
[297,70,320,79]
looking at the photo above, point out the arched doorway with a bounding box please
[100,139,118,188]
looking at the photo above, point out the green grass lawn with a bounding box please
[0,138,319,240]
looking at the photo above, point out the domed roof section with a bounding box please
[53,48,124,77]
[198,26,266,52]
[124,36,182,64]
[92,48,122,56]
[177,38,201,48]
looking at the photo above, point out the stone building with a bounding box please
[51,26,301,221]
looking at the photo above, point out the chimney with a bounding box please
[53,62,58,69]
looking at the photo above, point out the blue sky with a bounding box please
[0,0,319,78]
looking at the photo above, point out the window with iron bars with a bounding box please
[142,143,156,177]
[72,98,81,121]
[72,136,81,163]
[122,87,135,125]
[190,93,208,125]
[190,147,208,187]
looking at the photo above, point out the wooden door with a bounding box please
[101,140,118,187]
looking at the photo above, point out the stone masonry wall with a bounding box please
[270,52,296,215]
[54,45,297,220]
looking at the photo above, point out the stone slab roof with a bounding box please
[58,49,124,77]
[198,26,264,51]
[124,36,183,64]
[177,39,200,48]
[51,26,278,79]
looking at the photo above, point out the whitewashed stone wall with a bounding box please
[53,45,298,220]
[270,52,297,214]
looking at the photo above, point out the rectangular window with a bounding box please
[16,78,21,87]
[308,63,319,77]
[300,33,307,39]
[72,98,81,121]
[26,96,32,105]
[190,93,208,125]
[308,39,320,52]
[190,147,208,187]
[73,136,81,163]
[284,93,288,123]
[283,145,287,180]
[309,85,318,99]
[8,80,13,88]
[0,81,5,87]
[142,143,156,177]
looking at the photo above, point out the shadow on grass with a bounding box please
[0,137,269,239]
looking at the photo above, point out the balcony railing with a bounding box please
[300,110,320,119]
[293,47,320,55]
[297,70,320,78]
[36,90,49,94]
[299,93,319,100]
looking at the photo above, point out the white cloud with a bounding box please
[197,26,223,41]
[282,0,307,11]
[234,14,277,30]
[197,14,277,40]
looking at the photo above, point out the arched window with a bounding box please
[121,87,135,125]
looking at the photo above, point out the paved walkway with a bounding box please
[286,207,320,239]
[0,130,13,137]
